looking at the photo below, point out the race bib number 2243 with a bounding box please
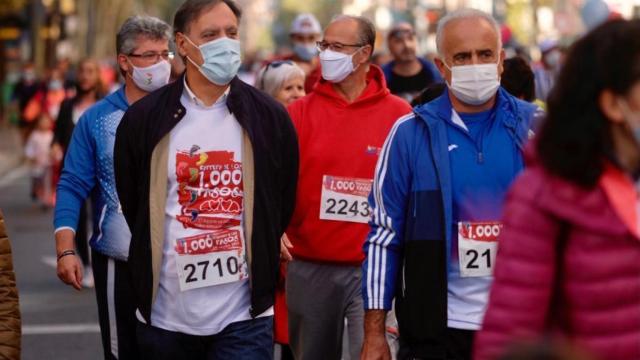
[319,175,372,224]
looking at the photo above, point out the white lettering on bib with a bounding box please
[457,221,501,277]
[174,229,248,291]
[319,175,372,224]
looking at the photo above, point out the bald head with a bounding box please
[327,15,376,53]
[436,8,501,57]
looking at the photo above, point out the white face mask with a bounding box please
[129,59,171,92]
[319,48,361,83]
[444,60,501,106]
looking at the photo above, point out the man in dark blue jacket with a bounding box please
[114,1,298,358]
[382,22,442,103]
[362,8,542,360]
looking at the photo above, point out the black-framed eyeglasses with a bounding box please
[316,41,364,52]
[128,51,175,62]
[260,60,294,89]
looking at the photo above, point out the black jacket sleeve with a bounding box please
[277,109,299,235]
[113,108,139,230]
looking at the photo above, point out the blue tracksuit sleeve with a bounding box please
[363,116,413,310]
[53,113,96,231]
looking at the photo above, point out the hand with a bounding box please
[361,333,391,360]
[56,254,83,290]
[280,234,293,261]
[361,310,391,360]
[51,143,63,162]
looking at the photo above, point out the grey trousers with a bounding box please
[286,259,364,360]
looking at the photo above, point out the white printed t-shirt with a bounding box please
[151,80,272,335]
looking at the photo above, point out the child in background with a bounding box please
[25,114,55,207]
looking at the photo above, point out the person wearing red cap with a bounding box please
[288,13,323,92]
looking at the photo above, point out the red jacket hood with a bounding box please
[312,64,391,107]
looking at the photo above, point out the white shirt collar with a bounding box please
[182,76,230,108]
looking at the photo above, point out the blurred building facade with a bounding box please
[1,0,639,84]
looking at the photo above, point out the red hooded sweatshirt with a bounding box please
[286,65,412,264]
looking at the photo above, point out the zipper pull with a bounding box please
[478,152,484,164]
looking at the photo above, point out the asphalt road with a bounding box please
[0,163,351,360]
[0,165,102,359]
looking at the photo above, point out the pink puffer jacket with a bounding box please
[474,164,640,360]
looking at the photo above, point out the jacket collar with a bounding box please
[599,163,640,240]
[182,76,229,107]
[104,86,129,111]
[154,74,250,137]
[415,87,518,128]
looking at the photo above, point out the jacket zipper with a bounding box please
[402,256,406,297]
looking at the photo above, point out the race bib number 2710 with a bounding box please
[174,229,248,291]
[319,175,372,224]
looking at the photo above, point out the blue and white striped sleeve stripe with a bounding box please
[364,113,413,310]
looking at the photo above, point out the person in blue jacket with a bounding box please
[382,22,442,103]
[361,9,542,360]
[53,15,173,359]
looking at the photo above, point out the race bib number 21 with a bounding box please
[458,221,501,277]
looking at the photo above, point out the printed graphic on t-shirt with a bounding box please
[174,229,248,291]
[175,146,243,230]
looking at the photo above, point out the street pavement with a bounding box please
[1,165,102,359]
[0,125,23,179]
[0,125,350,358]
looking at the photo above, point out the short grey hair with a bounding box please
[330,15,376,53]
[116,15,172,55]
[256,61,305,98]
[436,8,501,56]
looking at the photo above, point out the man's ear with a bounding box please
[176,32,189,59]
[497,48,506,77]
[434,57,448,79]
[117,54,130,75]
[361,45,373,64]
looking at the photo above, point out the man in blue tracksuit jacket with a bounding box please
[53,15,172,359]
[361,9,542,360]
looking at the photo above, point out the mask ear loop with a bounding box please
[181,34,204,70]
[125,57,137,82]
[351,45,369,73]
[440,59,453,87]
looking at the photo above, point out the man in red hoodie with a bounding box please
[285,15,412,360]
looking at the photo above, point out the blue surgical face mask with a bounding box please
[184,35,242,86]
[293,42,318,62]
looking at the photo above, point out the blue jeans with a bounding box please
[136,316,274,360]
